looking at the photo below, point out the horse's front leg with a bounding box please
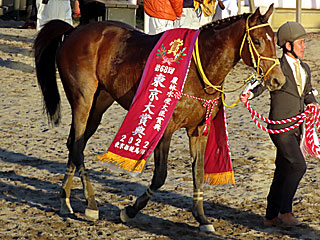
[188,127,215,233]
[120,132,172,222]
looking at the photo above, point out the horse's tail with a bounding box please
[34,20,74,126]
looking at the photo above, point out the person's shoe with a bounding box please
[278,212,302,226]
[264,217,279,227]
[27,23,36,29]
[21,21,36,29]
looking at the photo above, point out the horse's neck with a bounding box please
[199,19,246,85]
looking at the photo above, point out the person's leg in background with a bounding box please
[79,1,105,25]
[148,17,174,35]
[21,0,37,29]
[177,8,201,29]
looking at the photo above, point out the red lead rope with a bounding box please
[244,100,307,134]
[305,106,320,156]
[244,100,320,157]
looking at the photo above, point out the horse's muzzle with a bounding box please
[265,77,285,91]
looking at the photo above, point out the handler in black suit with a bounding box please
[241,22,319,227]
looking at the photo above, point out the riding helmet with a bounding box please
[277,21,307,47]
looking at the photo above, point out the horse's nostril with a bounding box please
[266,77,284,91]
[271,78,280,88]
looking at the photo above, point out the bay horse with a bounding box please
[34,4,284,232]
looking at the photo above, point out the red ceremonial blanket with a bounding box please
[98,28,234,185]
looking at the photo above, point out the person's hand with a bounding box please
[240,91,252,103]
[307,103,319,109]
[306,103,320,117]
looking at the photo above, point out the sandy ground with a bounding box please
[0,19,319,240]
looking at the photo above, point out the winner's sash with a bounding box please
[98,29,200,175]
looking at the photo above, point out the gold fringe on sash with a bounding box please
[98,152,146,173]
[204,171,235,185]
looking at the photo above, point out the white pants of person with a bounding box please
[200,14,213,26]
[177,7,213,29]
[36,0,73,31]
[177,8,201,29]
[147,16,176,35]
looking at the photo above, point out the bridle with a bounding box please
[192,13,280,107]
[239,13,280,80]
[193,14,280,90]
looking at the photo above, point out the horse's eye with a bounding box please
[254,39,261,46]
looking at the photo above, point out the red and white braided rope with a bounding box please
[175,91,220,135]
[244,100,307,134]
[304,105,320,156]
[244,99,320,157]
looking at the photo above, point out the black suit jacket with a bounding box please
[252,54,318,131]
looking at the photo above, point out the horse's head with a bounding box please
[240,4,285,91]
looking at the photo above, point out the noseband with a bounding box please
[239,13,280,80]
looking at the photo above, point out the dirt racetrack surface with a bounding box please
[0,19,319,239]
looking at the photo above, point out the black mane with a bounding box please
[200,13,250,31]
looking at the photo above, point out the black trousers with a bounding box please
[28,0,37,21]
[79,1,106,25]
[266,130,307,219]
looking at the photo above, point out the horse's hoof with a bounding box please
[120,208,133,223]
[60,208,73,215]
[60,198,74,215]
[199,224,215,233]
[85,208,99,220]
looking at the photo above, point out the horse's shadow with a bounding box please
[0,149,319,239]
[0,44,33,58]
[0,57,35,73]
[0,33,35,73]
[0,33,35,44]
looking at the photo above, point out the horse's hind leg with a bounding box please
[120,132,172,222]
[81,89,114,219]
[84,89,114,141]
[60,84,111,220]
[188,127,215,233]
[60,161,76,215]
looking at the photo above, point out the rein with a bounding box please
[192,14,279,108]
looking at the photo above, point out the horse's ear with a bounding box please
[250,7,261,23]
[262,3,274,22]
